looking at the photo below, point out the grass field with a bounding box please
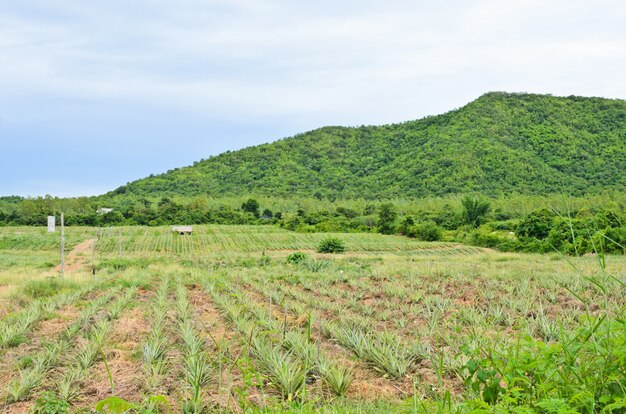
[0,225,625,413]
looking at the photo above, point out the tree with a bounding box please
[516,209,555,239]
[461,196,491,228]
[397,216,415,235]
[377,203,397,235]
[241,198,260,218]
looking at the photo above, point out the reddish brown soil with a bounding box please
[189,287,257,411]
[2,401,31,414]
[55,239,96,274]
[0,305,80,388]
[75,307,148,410]
[238,283,412,400]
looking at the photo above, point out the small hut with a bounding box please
[172,226,193,235]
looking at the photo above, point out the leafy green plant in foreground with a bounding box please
[32,391,70,414]
[461,273,626,412]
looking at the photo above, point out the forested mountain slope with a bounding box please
[109,92,626,199]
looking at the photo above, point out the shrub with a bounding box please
[545,218,591,255]
[489,219,519,231]
[592,227,626,254]
[286,252,309,264]
[412,221,443,241]
[461,303,626,411]
[516,209,555,239]
[317,237,346,253]
[434,205,461,230]
[397,216,415,235]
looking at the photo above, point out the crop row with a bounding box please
[2,287,125,403]
[95,233,470,255]
[0,285,99,350]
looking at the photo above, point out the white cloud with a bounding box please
[2,0,626,125]
[1,0,626,195]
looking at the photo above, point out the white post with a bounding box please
[60,213,65,277]
[118,229,122,259]
[91,239,96,278]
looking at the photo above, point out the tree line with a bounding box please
[1,194,624,255]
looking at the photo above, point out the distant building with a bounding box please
[97,208,114,214]
[172,226,193,235]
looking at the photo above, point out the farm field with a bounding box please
[0,225,625,413]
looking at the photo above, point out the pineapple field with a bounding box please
[0,225,625,413]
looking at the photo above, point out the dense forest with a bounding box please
[109,92,626,199]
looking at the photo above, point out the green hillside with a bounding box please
[110,92,626,199]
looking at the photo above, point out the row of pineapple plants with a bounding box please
[0,284,100,350]
[3,286,123,404]
[53,287,137,404]
[203,277,354,401]
[241,272,423,380]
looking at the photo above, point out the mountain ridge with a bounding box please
[107,92,626,200]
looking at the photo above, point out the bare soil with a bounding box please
[54,239,96,274]
[75,307,148,410]
[239,283,411,400]
[188,287,259,412]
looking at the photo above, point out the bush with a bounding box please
[286,252,309,264]
[516,209,555,239]
[397,216,415,235]
[489,219,519,231]
[317,237,346,253]
[545,218,591,255]
[433,205,461,230]
[592,227,626,254]
[412,221,443,241]
[461,301,626,412]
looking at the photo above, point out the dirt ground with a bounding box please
[54,239,96,274]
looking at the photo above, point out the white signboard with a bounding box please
[47,216,56,233]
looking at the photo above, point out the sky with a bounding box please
[1,0,625,197]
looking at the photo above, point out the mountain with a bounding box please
[108,92,626,199]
